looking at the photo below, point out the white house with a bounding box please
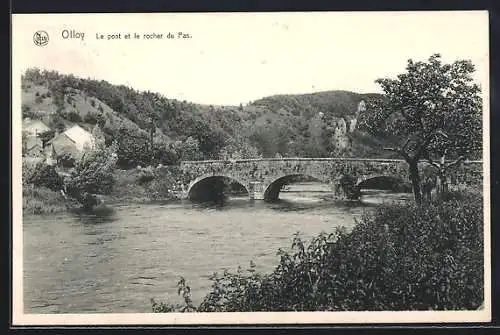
[62,124,96,151]
[22,118,50,137]
[47,124,97,163]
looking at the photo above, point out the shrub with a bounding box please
[143,167,183,200]
[153,194,483,312]
[23,161,64,191]
[83,112,98,124]
[137,168,155,185]
[436,189,480,204]
[49,114,66,133]
[57,152,76,168]
[65,110,82,122]
[64,143,118,209]
[151,277,197,312]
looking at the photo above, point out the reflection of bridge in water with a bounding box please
[179,158,483,202]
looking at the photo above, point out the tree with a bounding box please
[115,127,151,168]
[37,129,56,148]
[192,121,226,159]
[152,136,180,165]
[421,60,482,195]
[83,112,98,124]
[219,134,261,160]
[178,136,203,161]
[65,110,82,122]
[359,54,482,205]
[23,161,64,191]
[49,114,66,133]
[248,123,292,158]
[91,124,106,148]
[64,142,118,209]
[147,113,160,161]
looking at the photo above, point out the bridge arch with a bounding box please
[186,174,249,202]
[262,173,331,202]
[355,175,411,193]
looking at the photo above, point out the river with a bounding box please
[23,183,411,313]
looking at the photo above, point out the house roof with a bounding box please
[23,119,50,133]
[49,133,81,158]
[63,124,95,146]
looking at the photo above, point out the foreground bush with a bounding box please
[153,194,483,311]
[64,143,118,209]
[22,161,64,191]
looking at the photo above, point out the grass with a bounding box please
[22,185,71,215]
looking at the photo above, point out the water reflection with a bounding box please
[70,206,117,225]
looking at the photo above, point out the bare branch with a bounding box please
[401,136,412,152]
[428,161,441,170]
[445,156,466,170]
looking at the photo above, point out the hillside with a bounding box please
[251,90,381,119]
[21,68,395,168]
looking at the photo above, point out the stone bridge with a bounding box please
[178,158,483,201]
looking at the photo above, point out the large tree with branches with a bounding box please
[359,54,482,205]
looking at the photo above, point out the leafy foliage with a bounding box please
[151,277,197,312]
[176,136,203,161]
[22,161,64,191]
[57,152,76,168]
[37,130,56,148]
[358,54,482,205]
[48,114,66,133]
[64,142,118,208]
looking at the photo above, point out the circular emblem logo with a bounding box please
[33,31,49,47]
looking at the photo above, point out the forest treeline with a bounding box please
[21,68,390,169]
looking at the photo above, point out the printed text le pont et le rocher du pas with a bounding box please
[61,29,192,41]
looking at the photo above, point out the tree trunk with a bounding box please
[438,154,448,195]
[439,172,448,194]
[408,160,422,206]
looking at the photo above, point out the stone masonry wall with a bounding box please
[177,158,483,201]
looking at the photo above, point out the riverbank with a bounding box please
[22,165,483,215]
[22,167,183,215]
[107,167,183,203]
[22,185,71,215]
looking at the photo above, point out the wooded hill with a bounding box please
[21,68,394,168]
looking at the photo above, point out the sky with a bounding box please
[12,11,489,106]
